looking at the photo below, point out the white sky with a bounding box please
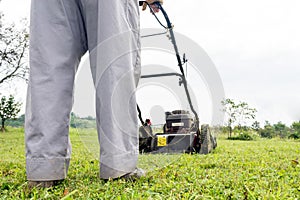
[1,0,300,126]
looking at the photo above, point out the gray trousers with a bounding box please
[25,0,141,180]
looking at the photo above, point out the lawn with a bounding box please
[1,127,300,199]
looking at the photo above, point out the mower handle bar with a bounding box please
[138,0,200,130]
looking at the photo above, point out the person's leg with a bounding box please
[82,0,141,179]
[25,0,87,181]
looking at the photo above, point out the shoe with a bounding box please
[121,168,146,181]
[28,180,63,189]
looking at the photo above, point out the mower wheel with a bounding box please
[200,124,213,154]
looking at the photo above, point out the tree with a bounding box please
[259,121,277,138]
[290,121,300,139]
[221,99,237,137]
[221,98,257,137]
[291,121,300,133]
[235,102,257,129]
[0,95,21,131]
[273,121,289,138]
[0,3,29,87]
[251,121,260,131]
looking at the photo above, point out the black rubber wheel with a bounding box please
[200,124,211,154]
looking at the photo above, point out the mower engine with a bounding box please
[164,110,195,134]
[139,110,198,154]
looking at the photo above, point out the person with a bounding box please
[25,0,163,188]
[144,119,152,126]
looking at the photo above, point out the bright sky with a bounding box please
[1,0,300,126]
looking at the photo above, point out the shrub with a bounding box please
[288,133,300,140]
[228,133,253,141]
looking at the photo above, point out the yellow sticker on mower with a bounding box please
[157,136,167,147]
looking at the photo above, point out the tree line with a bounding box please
[221,98,300,140]
[3,99,300,140]
[5,112,96,130]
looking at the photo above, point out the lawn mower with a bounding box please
[137,1,217,154]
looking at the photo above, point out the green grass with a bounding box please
[1,127,300,199]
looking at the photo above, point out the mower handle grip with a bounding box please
[139,1,144,6]
[139,1,162,8]
[139,1,171,29]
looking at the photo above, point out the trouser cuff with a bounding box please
[100,153,138,179]
[26,158,70,181]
